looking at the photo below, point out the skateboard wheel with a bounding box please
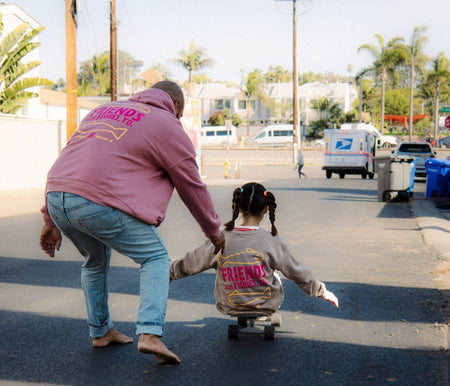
[270,314,281,327]
[264,325,275,340]
[228,324,239,339]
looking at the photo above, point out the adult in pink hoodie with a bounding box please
[39,81,224,364]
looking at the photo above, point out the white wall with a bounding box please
[0,115,66,190]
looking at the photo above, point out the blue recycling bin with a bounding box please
[425,158,450,198]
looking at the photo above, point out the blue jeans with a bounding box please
[47,192,170,338]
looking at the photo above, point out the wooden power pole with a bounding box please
[110,0,117,101]
[65,0,78,139]
[292,0,299,154]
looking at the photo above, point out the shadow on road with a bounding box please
[2,256,445,325]
[0,309,447,385]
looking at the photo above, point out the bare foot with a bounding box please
[137,334,180,365]
[93,328,134,348]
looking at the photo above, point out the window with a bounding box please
[273,130,293,137]
[216,130,228,136]
[205,131,215,137]
[215,99,231,110]
[238,100,256,110]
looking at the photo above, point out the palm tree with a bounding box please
[78,53,110,96]
[427,52,450,140]
[172,41,213,83]
[0,13,53,113]
[241,69,266,137]
[406,26,429,140]
[358,34,407,132]
[310,98,342,129]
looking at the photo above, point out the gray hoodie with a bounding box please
[170,227,324,316]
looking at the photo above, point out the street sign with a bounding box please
[445,115,450,129]
[441,106,450,113]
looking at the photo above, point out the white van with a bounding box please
[322,128,377,179]
[253,124,294,146]
[340,122,397,149]
[200,125,237,146]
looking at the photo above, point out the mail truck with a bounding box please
[322,128,377,179]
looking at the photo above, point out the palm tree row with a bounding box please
[358,25,449,140]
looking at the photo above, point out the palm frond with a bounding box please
[3,77,53,99]
[0,91,36,114]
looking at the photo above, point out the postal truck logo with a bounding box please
[336,138,353,150]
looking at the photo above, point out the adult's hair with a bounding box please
[151,80,184,109]
[224,182,278,236]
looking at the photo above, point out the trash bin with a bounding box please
[425,158,450,198]
[374,155,415,202]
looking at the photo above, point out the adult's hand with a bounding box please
[39,224,62,258]
[212,231,225,255]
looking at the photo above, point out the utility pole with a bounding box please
[65,0,77,139]
[292,0,299,160]
[277,0,300,162]
[110,0,117,101]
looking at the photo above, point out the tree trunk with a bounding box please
[358,76,363,123]
[433,79,440,142]
[246,99,250,137]
[409,59,415,141]
[380,67,386,133]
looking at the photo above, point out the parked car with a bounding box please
[436,136,450,148]
[393,141,436,177]
[310,138,325,148]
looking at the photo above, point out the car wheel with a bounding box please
[326,170,332,179]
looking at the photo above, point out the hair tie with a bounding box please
[239,187,243,193]
[264,190,267,197]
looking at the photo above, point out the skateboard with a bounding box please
[227,313,281,340]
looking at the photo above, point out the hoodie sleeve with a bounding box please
[272,238,324,297]
[166,157,222,241]
[170,239,217,280]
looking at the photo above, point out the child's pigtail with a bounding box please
[224,187,242,231]
[266,191,278,236]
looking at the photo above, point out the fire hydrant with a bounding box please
[224,159,231,179]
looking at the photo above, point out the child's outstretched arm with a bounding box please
[320,283,339,308]
[170,239,217,280]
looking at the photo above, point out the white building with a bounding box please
[189,81,358,130]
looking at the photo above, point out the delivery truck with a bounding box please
[322,128,377,179]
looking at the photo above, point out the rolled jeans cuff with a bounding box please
[136,322,164,337]
[89,319,114,338]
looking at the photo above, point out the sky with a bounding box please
[6,0,450,85]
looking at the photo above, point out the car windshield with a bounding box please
[398,144,431,153]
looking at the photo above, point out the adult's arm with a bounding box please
[166,156,223,245]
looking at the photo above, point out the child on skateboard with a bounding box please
[170,182,338,317]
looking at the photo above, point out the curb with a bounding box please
[410,199,450,262]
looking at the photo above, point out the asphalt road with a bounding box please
[0,165,448,385]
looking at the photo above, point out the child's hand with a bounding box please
[321,289,339,308]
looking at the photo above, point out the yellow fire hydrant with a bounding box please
[224,159,231,179]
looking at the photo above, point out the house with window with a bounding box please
[188,81,358,133]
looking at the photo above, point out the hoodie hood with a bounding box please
[129,88,176,116]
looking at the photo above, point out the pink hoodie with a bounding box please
[42,88,222,241]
